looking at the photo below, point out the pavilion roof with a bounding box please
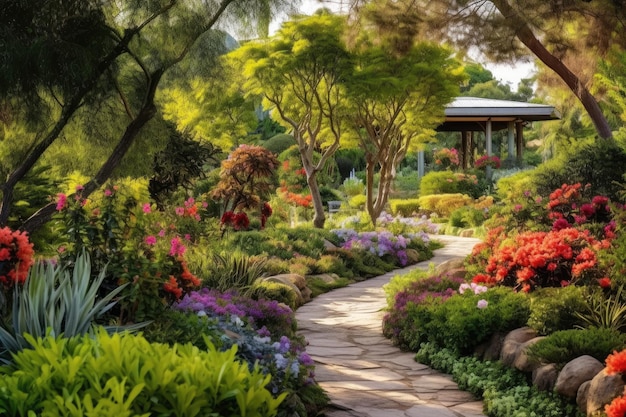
[437,97,561,132]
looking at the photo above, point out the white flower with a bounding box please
[459,283,471,294]
[477,299,488,309]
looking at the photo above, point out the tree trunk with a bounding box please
[492,0,613,139]
[306,171,326,229]
[21,70,163,234]
[365,154,378,226]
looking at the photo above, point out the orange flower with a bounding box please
[605,390,626,417]
[606,350,626,375]
[163,276,183,299]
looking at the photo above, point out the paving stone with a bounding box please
[405,404,458,417]
[307,345,364,356]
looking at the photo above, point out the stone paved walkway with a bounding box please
[295,235,486,417]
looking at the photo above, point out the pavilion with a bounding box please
[417,97,561,174]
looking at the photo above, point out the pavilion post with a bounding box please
[516,121,524,165]
[507,121,515,162]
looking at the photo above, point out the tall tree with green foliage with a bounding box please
[230,12,353,228]
[350,0,625,139]
[344,2,465,224]
[0,0,292,234]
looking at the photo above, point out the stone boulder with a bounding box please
[555,355,604,399]
[306,273,341,285]
[500,327,538,367]
[586,369,626,416]
[533,364,559,392]
[459,229,474,237]
[474,332,504,361]
[577,381,590,413]
[261,273,311,306]
[514,336,545,373]
[434,257,468,281]
[405,249,422,264]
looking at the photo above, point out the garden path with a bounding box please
[295,235,485,417]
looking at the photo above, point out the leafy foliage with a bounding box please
[149,126,221,208]
[0,330,286,416]
[574,285,626,332]
[416,342,584,417]
[211,144,278,212]
[419,170,485,198]
[0,252,132,364]
[527,286,587,335]
[527,327,626,367]
[199,253,268,295]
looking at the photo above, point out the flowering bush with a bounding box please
[0,227,34,289]
[433,147,460,169]
[54,183,203,322]
[172,289,323,413]
[471,228,610,292]
[331,229,429,266]
[474,155,501,170]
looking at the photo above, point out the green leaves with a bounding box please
[0,331,285,416]
[0,251,136,363]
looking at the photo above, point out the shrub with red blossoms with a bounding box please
[0,227,35,288]
[220,211,250,236]
[603,350,626,417]
[474,155,501,170]
[471,227,610,292]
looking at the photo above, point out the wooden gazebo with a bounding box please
[431,97,561,170]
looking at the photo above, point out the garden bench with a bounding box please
[327,200,342,214]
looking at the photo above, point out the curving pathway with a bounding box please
[295,235,485,417]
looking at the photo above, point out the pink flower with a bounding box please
[202,201,208,208]
[514,204,523,212]
[169,237,186,256]
[145,235,157,245]
[184,234,191,241]
[104,189,112,197]
[75,184,84,191]
[55,193,67,211]
[175,207,185,216]
[477,299,488,309]
[158,229,166,238]
[142,203,151,214]
[184,197,195,208]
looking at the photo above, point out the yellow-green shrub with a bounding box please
[389,199,421,216]
[0,330,285,417]
[348,194,367,209]
[417,194,473,217]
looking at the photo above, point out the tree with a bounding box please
[210,144,278,213]
[159,36,261,151]
[230,12,353,228]
[0,0,293,234]
[344,5,465,224]
[350,0,626,139]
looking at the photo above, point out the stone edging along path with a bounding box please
[295,235,485,417]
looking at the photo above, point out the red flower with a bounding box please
[221,211,235,225]
[606,392,626,417]
[598,277,612,288]
[606,350,626,375]
[233,212,250,230]
[552,218,570,231]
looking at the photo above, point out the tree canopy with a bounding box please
[0,0,294,232]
